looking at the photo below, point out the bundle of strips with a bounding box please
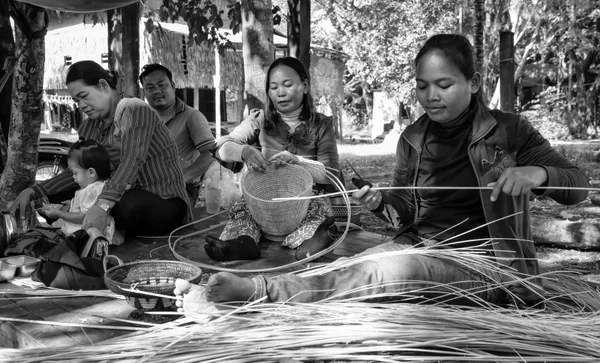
[4,242,600,363]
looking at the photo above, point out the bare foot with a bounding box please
[174,279,210,314]
[205,272,256,302]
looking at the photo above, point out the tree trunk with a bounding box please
[499,31,514,113]
[0,1,15,172]
[0,2,47,209]
[108,2,140,98]
[241,0,274,114]
[287,0,310,73]
[473,0,485,102]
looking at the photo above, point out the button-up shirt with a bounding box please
[31,98,192,219]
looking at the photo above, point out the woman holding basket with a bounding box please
[206,57,341,262]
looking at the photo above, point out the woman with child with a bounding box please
[10,61,190,240]
[175,34,590,310]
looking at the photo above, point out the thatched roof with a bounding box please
[44,23,108,90]
[140,25,245,91]
[44,20,246,91]
[44,19,345,96]
[21,0,138,12]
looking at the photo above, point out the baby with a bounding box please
[42,138,119,243]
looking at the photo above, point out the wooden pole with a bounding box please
[499,31,515,113]
[287,0,311,73]
[214,47,221,138]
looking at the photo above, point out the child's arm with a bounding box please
[43,206,86,224]
[58,210,86,224]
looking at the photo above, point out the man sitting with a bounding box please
[140,63,216,203]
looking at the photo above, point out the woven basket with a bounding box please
[241,164,313,241]
[332,204,362,225]
[104,259,203,310]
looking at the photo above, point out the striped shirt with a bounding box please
[31,98,192,219]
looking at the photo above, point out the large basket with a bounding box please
[241,164,313,241]
[104,259,203,310]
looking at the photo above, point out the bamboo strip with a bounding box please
[119,287,183,302]
[273,185,600,201]
[0,317,146,331]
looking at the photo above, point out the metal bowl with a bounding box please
[2,211,18,243]
[2,255,40,277]
[0,212,17,255]
[0,261,17,282]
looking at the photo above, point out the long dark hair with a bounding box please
[414,34,483,101]
[66,60,118,89]
[264,57,317,131]
[68,138,111,180]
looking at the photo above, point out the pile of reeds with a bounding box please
[4,241,600,362]
[3,297,600,363]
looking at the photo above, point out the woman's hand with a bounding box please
[43,206,63,219]
[269,151,299,167]
[352,185,382,211]
[242,145,269,172]
[9,188,35,220]
[82,205,109,232]
[487,166,548,202]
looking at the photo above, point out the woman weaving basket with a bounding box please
[205,57,341,262]
[176,34,589,309]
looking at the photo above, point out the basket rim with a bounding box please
[104,259,203,284]
[241,163,313,204]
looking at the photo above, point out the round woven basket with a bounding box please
[104,259,202,310]
[241,164,313,241]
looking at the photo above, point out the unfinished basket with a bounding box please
[104,259,202,310]
[242,164,313,241]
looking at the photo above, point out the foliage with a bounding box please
[142,0,235,53]
[142,0,283,54]
[313,0,459,129]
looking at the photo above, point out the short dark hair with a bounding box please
[68,138,111,180]
[264,57,317,130]
[139,64,174,85]
[66,60,118,89]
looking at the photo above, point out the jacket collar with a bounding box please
[402,98,497,150]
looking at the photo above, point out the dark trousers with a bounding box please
[49,188,187,237]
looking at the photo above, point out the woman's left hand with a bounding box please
[82,205,109,231]
[269,151,299,167]
[487,166,548,202]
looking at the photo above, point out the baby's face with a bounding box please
[68,158,96,188]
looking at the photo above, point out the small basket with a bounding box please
[332,204,363,225]
[241,164,313,241]
[104,258,203,310]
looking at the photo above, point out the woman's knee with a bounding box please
[360,255,426,282]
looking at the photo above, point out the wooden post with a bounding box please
[287,0,311,73]
[193,88,199,110]
[499,31,515,113]
[214,47,221,138]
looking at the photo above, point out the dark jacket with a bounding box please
[378,99,589,301]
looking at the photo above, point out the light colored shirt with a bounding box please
[165,98,216,183]
[51,181,115,241]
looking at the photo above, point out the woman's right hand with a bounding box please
[352,185,382,211]
[242,145,269,172]
[9,188,35,219]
